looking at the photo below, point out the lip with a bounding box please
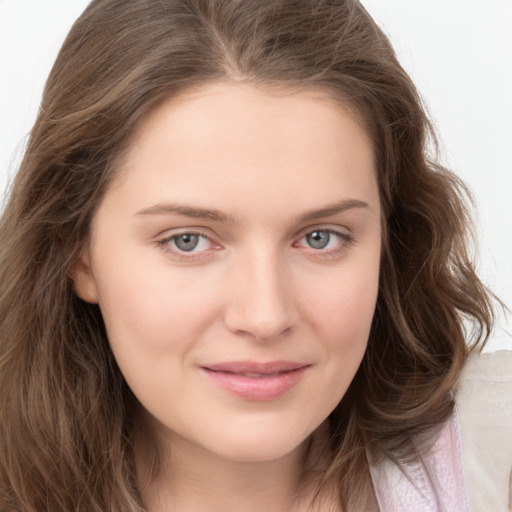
[200,360,309,401]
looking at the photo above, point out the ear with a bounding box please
[70,251,99,304]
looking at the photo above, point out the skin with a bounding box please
[74,83,381,511]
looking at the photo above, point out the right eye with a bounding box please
[157,231,219,260]
[171,233,208,252]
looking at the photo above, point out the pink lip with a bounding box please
[200,361,309,401]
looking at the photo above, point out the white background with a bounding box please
[0,0,510,351]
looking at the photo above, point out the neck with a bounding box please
[134,422,336,512]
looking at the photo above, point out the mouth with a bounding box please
[200,361,309,401]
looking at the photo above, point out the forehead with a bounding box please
[130,82,371,160]
[104,82,378,221]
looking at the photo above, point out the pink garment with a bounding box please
[367,408,471,512]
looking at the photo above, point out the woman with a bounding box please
[0,1,509,511]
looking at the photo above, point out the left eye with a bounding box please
[167,233,212,252]
[297,229,344,250]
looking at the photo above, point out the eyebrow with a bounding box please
[135,199,369,223]
[298,199,370,223]
[135,203,232,222]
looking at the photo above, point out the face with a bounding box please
[74,83,381,464]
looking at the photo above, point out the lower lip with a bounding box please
[201,367,308,401]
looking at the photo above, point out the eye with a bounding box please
[305,230,335,250]
[297,229,344,250]
[157,231,218,259]
[294,228,354,257]
[172,233,205,252]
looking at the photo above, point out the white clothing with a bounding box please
[368,350,512,511]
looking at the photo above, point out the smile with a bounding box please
[200,361,309,401]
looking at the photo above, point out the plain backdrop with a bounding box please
[0,0,511,351]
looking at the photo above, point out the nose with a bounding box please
[223,246,298,342]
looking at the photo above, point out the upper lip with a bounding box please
[201,361,308,374]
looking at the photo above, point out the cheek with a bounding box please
[308,260,379,343]
[302,255,379,401]
[95,259,222,357]
[292,262,379,432]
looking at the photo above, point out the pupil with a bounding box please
[307,231,329,249]
[175,234,199,251]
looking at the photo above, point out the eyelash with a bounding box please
[156,227,354,262]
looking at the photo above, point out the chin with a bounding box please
[202,423,313,464]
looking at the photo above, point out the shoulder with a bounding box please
[368,350,512,512]
[368,407,471,512]
[456,350,512,512]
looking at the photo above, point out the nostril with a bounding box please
[252,326,292,342]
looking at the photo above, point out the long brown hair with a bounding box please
[0,1,495,510]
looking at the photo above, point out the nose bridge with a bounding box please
[224,242,296,340]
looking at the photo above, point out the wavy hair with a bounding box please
[0,0,495,510]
